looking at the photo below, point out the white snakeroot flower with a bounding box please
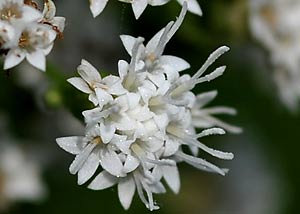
[4,23,56,71]
[89,0,202,19]
[0,0,65,71]
[0,143,46,211]
[57,3,240,211]
[0,0,42,24]
[249,0,300,110]
[68,59,126,107]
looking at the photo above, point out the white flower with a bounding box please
[57,3,240,211]
[4,23,56,70]
[0,143,46,211]
[89,0,202,19]
[0,0,42,24]
[249,0,300,110]
[56,124,133,184]
[68,59,126,107]
[0,0,65,71]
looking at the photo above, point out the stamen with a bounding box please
[195,114,243,134]
[124,37,144,90]
[192,46,230,81]
[162,1,187,49]
[176,150,226,176]
[153,21,174,58]
[187,138,234,160]
[140,179,159,211]
[144,158,176,166]
[199,107,237,115]
[133,172,149,207]
[197,128,226,138]
[129,37,144,73]
[194,66,226,84]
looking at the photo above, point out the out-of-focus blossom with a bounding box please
[249,0,300,110]
[89,0,202,19]
[0,142,46,211]
[0,0,65,71]
[56,3,240,211]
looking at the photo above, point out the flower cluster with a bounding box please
[89,0,202,19]
[56,4,240,211]
[0,0,65,71]
[249,0,300,110]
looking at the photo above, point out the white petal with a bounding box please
[153,114,169,133]
[114,115,137,131]
[67,77,93,94]
[118,60,129,79]
[56,136,86,155]
[150,181,166,194]
[148,0,169,6]
[146,28,164,54]
[52,16,66,32]
[82,107,103,124]
[26,50,46,71]
[43,0,56,20]
[78,59,101,84]
[4,49,25,70]
[100,123,115,144]
[100,148,126,177]
[177,0,202,16]
[126,93,140,109]
[88,171,117,190]
[22,5,42,22]
[132,0,148,19]
[69,143,97,174]
[123,155,139,173]
[147,73,166,87]
[90,0,109,18]
[103,75,126,95]
[111,135,132,154]
[164,138,179,156]
[118,177,136,210]
[196,91,218,108]
[77,148,100,185]
[95,88,113,108]
[43,43,54,55]
[88,94,99,106]
[120,35,136,56]
[143,135,164,153]
[160,55,190,72]
[162,165,180,194]
[47,28,57,43]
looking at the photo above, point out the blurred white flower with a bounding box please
[0,143,46,211]
[249,0,300,110]
[57,3,240,211]
[0,0,65,71]
[4,23,56,70]
[89,0,202,19]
